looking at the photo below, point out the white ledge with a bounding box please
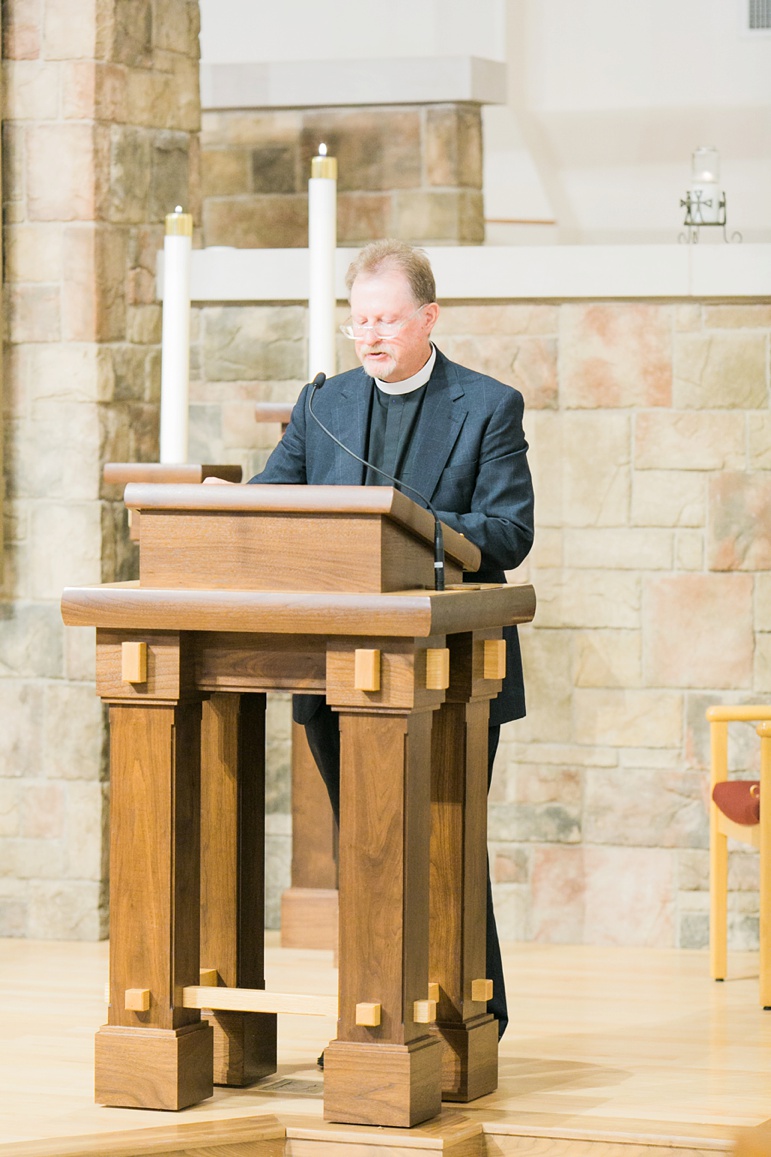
[200,56,507,110]
[174,244,771,303]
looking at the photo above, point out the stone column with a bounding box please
[0,0,201,938]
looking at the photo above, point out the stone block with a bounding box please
[512,763,583,807]
[4,223,63,283]
[21,781,65,839]
[425,105,482,189]
[674,529,704,571]
[13,404,101,501]
[337,192,391,245]
[62,225,128,342]
[201,148,251,198]
[530,846,586,943]
[43,0,98,59]
[708,473,771,571]
[112,0,152,66]
[203,195,308,248]
[489,797,581,845]
[677,848,709,891]
[674,331,767,409]
[678,910,708,950]
[490,882,531,942]
[515,625,574,744]
[2,60,59,119]
[756,574,771,630]
[533,569,640,630]
[492,847,529,884]
[28,501,103,597]
[559,304,672,408]
[108,124,152,223]
[64,625,97,682]
[2,123,26,212]
[150,131,191,222]
[530,527,563,569]
[42,683,106,781]
[634,411,745,471]
[63,781,109,878]
[393,189,484,245]
[562,412,631,527]
[574,629,642,689]
[574,688,683,748]
[631,469,705,528]
[3,0,41,59]
[201,306,306,381]
[438,336,557,410]
[0,781,21,836]
[126,303,162,344]
[564,527,673,570]
[0,894,28,937]
[674,304,702,332]
[749,414,771,470]
[645,574,753,690]
[728,851,760,892]
[302,108,422,192]
[583,846,675,946]
[28,123,97,220]
[5,284,61,343]
[438,304,559,337]
[265,823,290,931]
[27,880,108,940]
[754,633,771,693]
[154,0,196,54]
[0,604,63,680]
[63,60,127,122]
[26,342,111,405]
[250,145,297,194]
[703,304,771,328]
[584,768,707,849]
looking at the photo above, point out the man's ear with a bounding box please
[423,301,440,332]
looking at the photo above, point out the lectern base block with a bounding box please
[434,1015,498,1102]
[210,1010,277,1086]
[323,1037,442,1127]
[95,1021,213,1110]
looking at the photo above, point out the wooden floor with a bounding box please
[1,935,771,1155]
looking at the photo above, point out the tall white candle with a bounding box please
[689,146,722,226]
[308,144,337,380]
[160,206,193,463]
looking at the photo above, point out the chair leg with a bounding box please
[758,723,771,1009]
[710,720,729,983]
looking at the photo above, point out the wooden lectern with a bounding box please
[61,484,535,1128]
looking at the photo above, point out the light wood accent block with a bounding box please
[121,641,147,684]
[483,637,506,680]
[354,649,381,692]
[183,986,338,1018]
[471,979,493,1003]
[413,999,437,1024]
[124,988,150,1012]
[355,1002,382,1027]
[199,968,218,986]
[428,982,440,1002]
[425,647,450,690]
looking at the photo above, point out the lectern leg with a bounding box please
[96,703,213,1110]
[323,709,442,1128]
[430,698,498,1101]
[200,693,277,1086]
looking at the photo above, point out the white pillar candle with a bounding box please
[160,206,193,463]
[308,144,337,380]
[689,146,723,225]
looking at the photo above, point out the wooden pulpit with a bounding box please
[61,484,535,1128]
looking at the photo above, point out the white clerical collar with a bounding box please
[374,345,436,396]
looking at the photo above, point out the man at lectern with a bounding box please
[249,239,534,1042]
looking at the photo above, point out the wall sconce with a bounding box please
[679,146,741,243]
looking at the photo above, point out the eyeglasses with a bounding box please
[339,303,429,340]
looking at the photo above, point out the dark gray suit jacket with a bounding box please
[249,348,535,725]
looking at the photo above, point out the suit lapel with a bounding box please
[329,371,373,484]
[408,352,467,502]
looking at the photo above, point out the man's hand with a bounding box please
[202,476,237,485]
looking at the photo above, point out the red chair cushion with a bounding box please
[712,780,760,826]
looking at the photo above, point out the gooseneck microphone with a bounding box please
[306,372,446,591]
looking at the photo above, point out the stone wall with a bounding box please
[0,0,200,937]
[201,104,483,247]
[189,297,771,947]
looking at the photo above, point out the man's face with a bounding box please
[349,269,439,383]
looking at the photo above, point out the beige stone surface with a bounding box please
[561,411,631,527]
[584,768,707,848]
[203,194,309,248]
[674,331,767,409]
[748,412,771,469]
[573,629,642,689]
[573,688,683,748]
[438,334,557,409]
[704,304,771,328]
[3,0,43,60]
[1,59,59,120]
[425,104,482,189]
[27,123,96,220]
[708,472,771,571]
[559,303,672,408]
[631,469,706,527]
[583,846,676,946]
[530,845,586,943]
[634,410,746,471]
[392,187,484,244]
[645,574,754,689]
[755,574,771,630]
[533,568,640,630]
[4,223,64,283]
[564,527,673,570]
[437,304,559,337]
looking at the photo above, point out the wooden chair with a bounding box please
[708,705,771,1006]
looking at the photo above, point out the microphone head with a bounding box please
[311,372,326,389]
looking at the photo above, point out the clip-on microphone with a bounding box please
[306,372,446,591]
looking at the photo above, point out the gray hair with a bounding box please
[345,239,436,306]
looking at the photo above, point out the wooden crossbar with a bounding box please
[182,985,338,1017]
